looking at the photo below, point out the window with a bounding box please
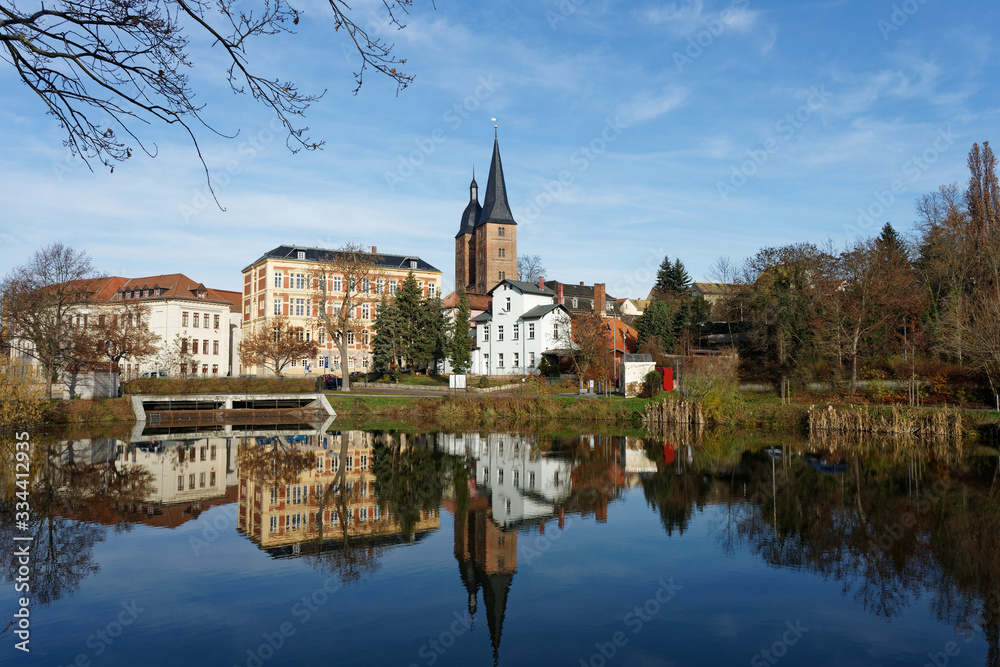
[274,272,282,288]
[210,472,216,486]
[345,456,353,471]
[374,505,381,521]
[572,297,578,308]
[213,340,219,355]
[270,487,278,504]
[331,455,339,471]
[214,315,220,328]
[211,445,217,460]
[203,339,209,354]
[182,312,189,326]
[428,284,435,298]
[363,357,369,368]
[295,299,305,316]
[203,313,209,327]
[199,472,206,488]
[483,467,489,482]
[529,472,536,489]
[202,364,208,375]
[360,454,367,469]
[498,226,505,237]
[530,352,536,367]
[297,250,305,259]
[389,280,397,294]
[274,299,282,315]
[201,446,207,461]
[293,486,302,504]
[505,498,511,514]
[554,324,560,338]
[349,357,355,368]
[410,260,418,269]
[483,325,489,342]
[505,297,511,311]
[376,279,384,294]
[189,474,196,490]
[514,470,520,488]
[484,354,489,371]
[180,363,188,375]
[333,276,342,292]
[193,313,200,327]
[499,271,505,281]
[212,364,218,376]
[177,475,184,491]
[528,323,535,339]
[362,303,370,319]
[498,325,504,341]
[295,274,305,289]
[360,507,368,522]
[514,352,519,367]
[498,353,504,368]
[498,469,504,484]
[270,516,278,533]
[498,248,505,258]
[362,279,370,293]
[291,514,301,531]
[192,339,199,354]
[513,324,519,340]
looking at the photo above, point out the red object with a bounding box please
[657,367,674,391]
[663,443,675,464]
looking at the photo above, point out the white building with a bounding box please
[470,279,573,375]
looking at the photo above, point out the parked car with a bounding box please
[323,374,342,390]
[139,369,169,378]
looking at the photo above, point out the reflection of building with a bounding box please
[440,433,574,527]
[237,431,440,554]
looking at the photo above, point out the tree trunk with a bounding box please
[338,339,351,392]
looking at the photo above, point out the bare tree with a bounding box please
[569,312,612,391]
[961,283,1000,401]
[311,244,384,392]
[517,254,546,283]
[92,300,161,377]
[1,243,102,398]
[239,315,318,377]
[0,0,424,195]
[154,333,197,376]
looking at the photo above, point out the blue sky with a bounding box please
[1,0,997,299]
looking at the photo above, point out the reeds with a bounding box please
[642,398,705,434]
[807,404,963,438]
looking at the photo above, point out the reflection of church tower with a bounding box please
[453,492,517,665]
[455,136,519,296]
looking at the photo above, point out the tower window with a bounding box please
[499,271,505,281]
[498,248,505,258]
[498,227,505,237]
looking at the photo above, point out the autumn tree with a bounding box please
[0,243,103,398]
[239,315,318,377]
[0,0,423,192]
[154,333,197,376]
[966,141,1000,287]
[91,300,161,377]
[960,283,1000,400]
[312,244,384,392]
[569,312,612,389]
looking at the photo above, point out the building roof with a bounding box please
[690,282,737,299]
[476,138,516,228]
[486,279,555,297]
[456,175,483,238]
[116,274,235,307]
[211,289,243,312]
[244,245,442,274]
[520,303,563,320]
[441,291,492,311]
[471,312,493,323]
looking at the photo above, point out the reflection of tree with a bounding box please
[370,434,449,542]
[641,461,710,537]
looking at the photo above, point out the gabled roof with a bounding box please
[441,291,492,311]
[486,279,555,298]
[471,312,493,323]
[116,274,234,306]
[476,138,516,228]
[520,303,563,320]
[245,245,442,274]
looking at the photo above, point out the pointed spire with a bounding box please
[476,137,516,227]
[457,168,482,238]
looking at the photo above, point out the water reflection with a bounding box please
[2,427,999,665]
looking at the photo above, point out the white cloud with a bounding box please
[619,87,689,125]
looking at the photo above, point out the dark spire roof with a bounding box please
[476,138,516,228]
[457,171,482,238]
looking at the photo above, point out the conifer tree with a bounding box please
[394,272,424,366]
[449,289,473,374]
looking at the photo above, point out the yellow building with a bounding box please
[237,431,440,551]
[240,245,442,375]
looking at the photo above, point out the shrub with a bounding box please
[643,370,662,398]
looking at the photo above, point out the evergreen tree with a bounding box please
[370,294,399,372]
[394,271,424,366]
[636,300,681,351]
[412,297,448,373]
[654,255,692,295]
[449,289,473,374]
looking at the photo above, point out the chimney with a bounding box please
[594,283,606,317]
[557,283,564,305]
[579,281,584,286]
[538,276,545,290]
[371,246,377,254]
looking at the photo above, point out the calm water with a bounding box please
[1,425,999,667]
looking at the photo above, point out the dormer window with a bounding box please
[410,260,417,269]
[197,290,207,299]
[297,251,305,260]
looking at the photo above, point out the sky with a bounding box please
[1,0,998,301]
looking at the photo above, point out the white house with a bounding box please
[470,279,573,376]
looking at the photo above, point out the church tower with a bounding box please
[473,137,518,295]
[455,173,481,293]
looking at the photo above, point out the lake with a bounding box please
[1,424,998,666]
